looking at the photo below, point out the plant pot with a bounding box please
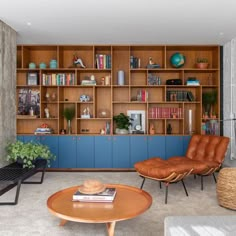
[115,128,129,135]
[196,63,209,69]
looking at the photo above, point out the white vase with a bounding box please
[115,128,129,135]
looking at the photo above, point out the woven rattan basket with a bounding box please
[216,168,236,210]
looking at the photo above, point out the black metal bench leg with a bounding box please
[23,168,46,184]
[165,183,169,204]
[181,180,188,196]
[160,181,162,189]
[0,179,22,205]
[140,176,146,189]
[213,173,217,183]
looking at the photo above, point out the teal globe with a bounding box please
[170,53,185,68]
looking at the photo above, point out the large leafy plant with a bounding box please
[113,113,133,130]
[5,140,56,168]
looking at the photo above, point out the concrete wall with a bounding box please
[0,21,16,167]
[223,38,236,167]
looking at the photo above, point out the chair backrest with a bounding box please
[186,134,230,164]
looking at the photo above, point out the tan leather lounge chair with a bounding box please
[135,134,230,204]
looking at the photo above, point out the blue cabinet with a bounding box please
[24,135,40,143]
[58,136,77,168]
[130,136,148,167]
[17,135,24,142]
[94,136,112,168]
[40,136,59,168]
[148,136,166,159]
[165,136,184,159]
[77,136,94,168]
[112,136,130,168]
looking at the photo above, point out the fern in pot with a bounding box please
[5,140,56,168]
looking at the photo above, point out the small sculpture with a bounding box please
[45,107,50,118]
[147,57,160,69]
[73,53,86,68]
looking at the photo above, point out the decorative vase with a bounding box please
[67,120,72,134]
[115,128,129,135]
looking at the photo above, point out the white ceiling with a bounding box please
[1,0,236,45]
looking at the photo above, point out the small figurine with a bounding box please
[147,57,160,69]
[45,107,50,118]
[45,92,50,101]
[73,53,86,68]
[149,123,155,135]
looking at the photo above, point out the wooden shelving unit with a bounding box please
[16,45,220,135]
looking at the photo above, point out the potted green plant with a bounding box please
[196,58,209,69]
[202,90,217,117]
[63,106,75,134]
[5,140,56,168]
[113,113,133,134]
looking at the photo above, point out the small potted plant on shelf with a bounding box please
[202,90,217,118]
[113,113,133,135]
[5,140,56,168]
[63,107,75,134]
[196,58,209,69]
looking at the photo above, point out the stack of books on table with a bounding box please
[73,187,117,203]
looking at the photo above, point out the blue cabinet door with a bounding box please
[94,136,112,168]
[58,136,77,168]
[17,135,24,142]
[40,136,59,168]
[165,136,184,159]
[130,136,148,167]
[148,136,166,160]
[77,136,95,168]
[23,135,40,143]
[112,136,130,168]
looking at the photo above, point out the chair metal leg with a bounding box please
[160,181,162,189]
[213,173,217,183]
[140,177,146,189]
[181,180,188,196]
[201,175,204,190]
[165,183,169,204]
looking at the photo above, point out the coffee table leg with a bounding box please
[59,219,68,226]
[106,221,116,236]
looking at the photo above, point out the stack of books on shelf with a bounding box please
[34,127,53,135]
[73,187,117,203]
[186,77,200,86]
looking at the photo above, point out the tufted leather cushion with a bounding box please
[134,157,193,179]
[186,135,229,164]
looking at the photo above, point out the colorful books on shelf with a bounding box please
[73,187,117,202]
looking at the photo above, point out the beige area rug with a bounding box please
[0,171,235,236]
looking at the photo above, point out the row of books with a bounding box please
[73,187,117,203]
[149,107,183,119]
[95,54,111,69]
[42,73,76,86]
[166,90,195,102]
[137,89,148,102]
[130,56,141,68]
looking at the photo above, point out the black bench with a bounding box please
[0,159,47,205]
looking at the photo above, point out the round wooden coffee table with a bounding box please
[47,184,152,236]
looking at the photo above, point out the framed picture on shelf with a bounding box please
[17,88,40,116]
[27,72,38,85]
[127,110,146,134]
